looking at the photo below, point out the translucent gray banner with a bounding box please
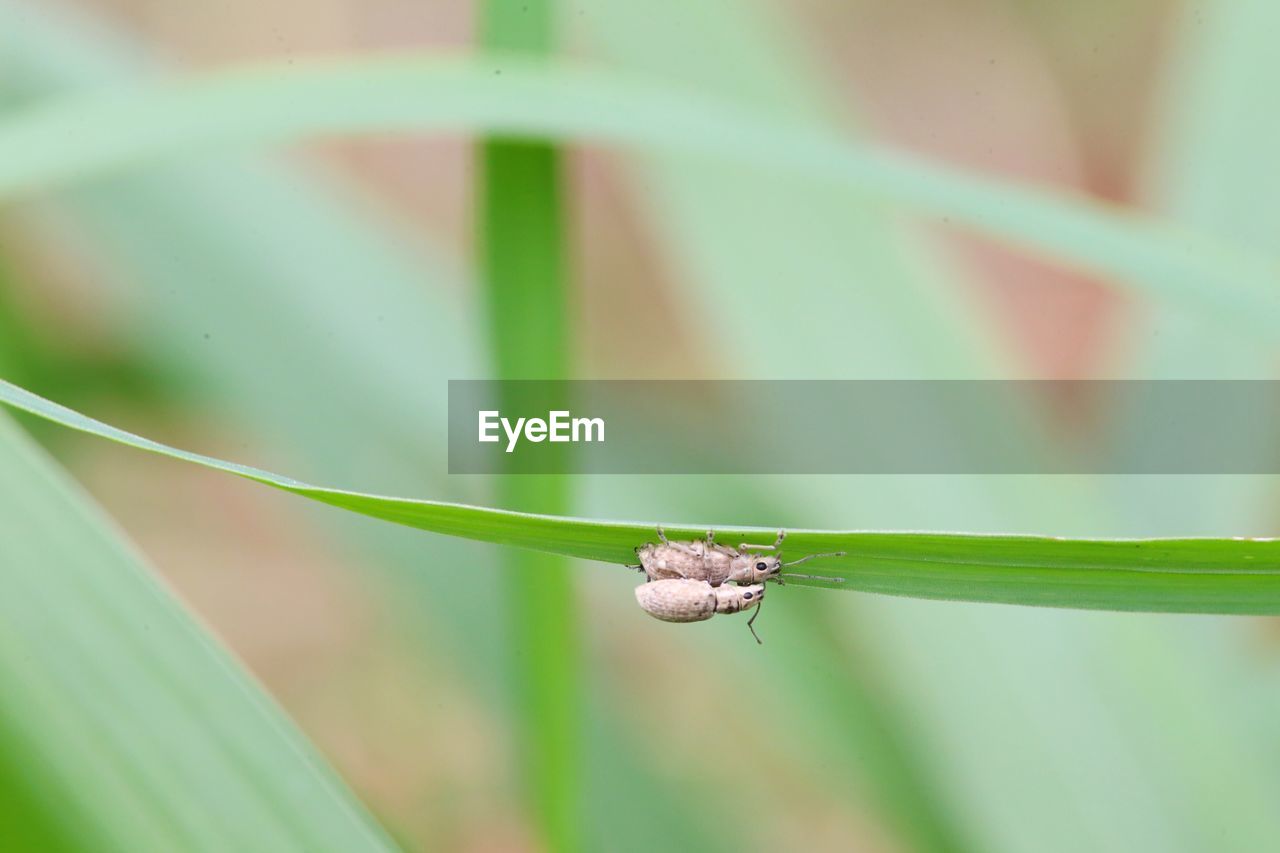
[447,380,1280,474]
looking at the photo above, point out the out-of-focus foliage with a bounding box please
[3,0,1280,851]
[476,0,580,848]
[0,412,395,851]
[1,60,1278,340]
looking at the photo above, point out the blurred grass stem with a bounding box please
[478,0,580,850]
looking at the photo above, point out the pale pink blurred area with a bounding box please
[58,0,1174,380]
[801,0,1175,378]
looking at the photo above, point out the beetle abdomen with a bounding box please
[634,579,717,623]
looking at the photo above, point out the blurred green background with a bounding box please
[4,0,1280,850]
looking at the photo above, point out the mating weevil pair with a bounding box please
[628,527,845,643]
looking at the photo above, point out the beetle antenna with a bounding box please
[747,596,764,645]
[783,550,845,568]
[782,571,846,583]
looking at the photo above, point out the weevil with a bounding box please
[635,579,766,624]
[630,527,845,643]
[634,527,844,587]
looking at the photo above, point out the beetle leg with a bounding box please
[739,529,783,552]
[746,598,764,644]
[655,525,703,556]
[739,529,788,552]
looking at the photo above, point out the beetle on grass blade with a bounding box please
[629,527,846,643]
[635,527,845,586]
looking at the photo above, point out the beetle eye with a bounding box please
[743,592,754,600]
[755,562,767,571]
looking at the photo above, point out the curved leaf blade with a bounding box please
[0,409,396,852]
[4,377,1279,614]
[0,56,1277,339]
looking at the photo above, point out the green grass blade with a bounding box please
[477,1,579,849]
[0,410,396,851]
[5,376,1280,613]
[0,56,1277,339]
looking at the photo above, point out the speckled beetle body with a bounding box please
[634,527,787,587]
[634,578,765,623]
[629,527,846,643]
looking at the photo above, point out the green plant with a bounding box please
[5,378,1280,614]
[5,1,1280,850]
[0,405,393,851]
[478,1,579,848]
